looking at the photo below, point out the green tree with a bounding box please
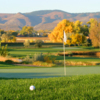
[20,26,34,36]
[73,20,83,33]
[81,25,89,36]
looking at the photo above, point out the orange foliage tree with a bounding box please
[48,19,73,42]
[88,18,100,47]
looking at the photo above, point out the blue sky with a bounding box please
[1,0,100,13]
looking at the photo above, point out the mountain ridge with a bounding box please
[0,10,100,31]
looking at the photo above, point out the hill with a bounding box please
[0,10,100,31]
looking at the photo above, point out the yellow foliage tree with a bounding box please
[70,33,83,46]
[48,19,73,42]
[66,39,71,47]
[70,34,77,45]
[73,20,83,33]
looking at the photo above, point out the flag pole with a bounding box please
[63,31,66,76]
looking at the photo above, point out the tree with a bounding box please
[66,39,71,47]
[0,29,5,35]
[70,34,77,46]
[11,31,18,36]
[48,19,73,42]
[81,25,89,36]
[20,26,34,36]
[20,26,27,35]
[73,20,83,33]
[70,33,84,46]
[26,26,34,36]
[73,20,89,36]
[88,18,100,47]
[1,33,10,42]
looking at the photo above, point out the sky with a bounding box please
[0,0,100,13]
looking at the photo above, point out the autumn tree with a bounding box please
[69,33,85,46]
[66,39,71,47]
[48,19,73,42]
[73,20,82,33]
[88,18,100,47]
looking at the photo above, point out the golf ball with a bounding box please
[29,85,35,91]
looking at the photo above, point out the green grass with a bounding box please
[55,56,100,62]
[0,66,100,78]
[1,74,100,100]
[8,46,100,58]
[7,46,100,63]
[1,46,100,99]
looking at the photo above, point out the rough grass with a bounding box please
[0,75,100,100]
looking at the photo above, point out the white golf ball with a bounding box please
[29,85,35,91]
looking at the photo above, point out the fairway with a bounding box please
[0,66,100,78]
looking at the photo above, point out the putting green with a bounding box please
[0,67,100,78]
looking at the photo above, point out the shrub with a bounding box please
[0,44,8,57]
[22,53,44,64]
[33,61,56,67]
[44,56,52,63]
[5,60,14,64]
[32,53,44,62]
[23,40,30,48]
[22,53,56,65]
[23,55,32,63]
[44,55,56,63]
[67,51,73,56]
[34,40,43,48]
[21,61,29,64]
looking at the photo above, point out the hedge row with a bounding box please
[1,42,64,47]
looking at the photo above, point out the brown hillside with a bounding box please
[0,10,100,31]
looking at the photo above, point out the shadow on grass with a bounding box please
[0,62,13,66]
[8,48,17,51]
[80,46,98,50]
[54,56,100,60]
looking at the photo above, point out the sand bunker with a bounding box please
[0,56,22,63]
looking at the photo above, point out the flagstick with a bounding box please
[63,32,66,76]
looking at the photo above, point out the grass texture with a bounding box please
[0,75,100,100]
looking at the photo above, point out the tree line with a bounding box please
[0,27,51,43]
[48,18,100,47]
[0,18,100,47]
